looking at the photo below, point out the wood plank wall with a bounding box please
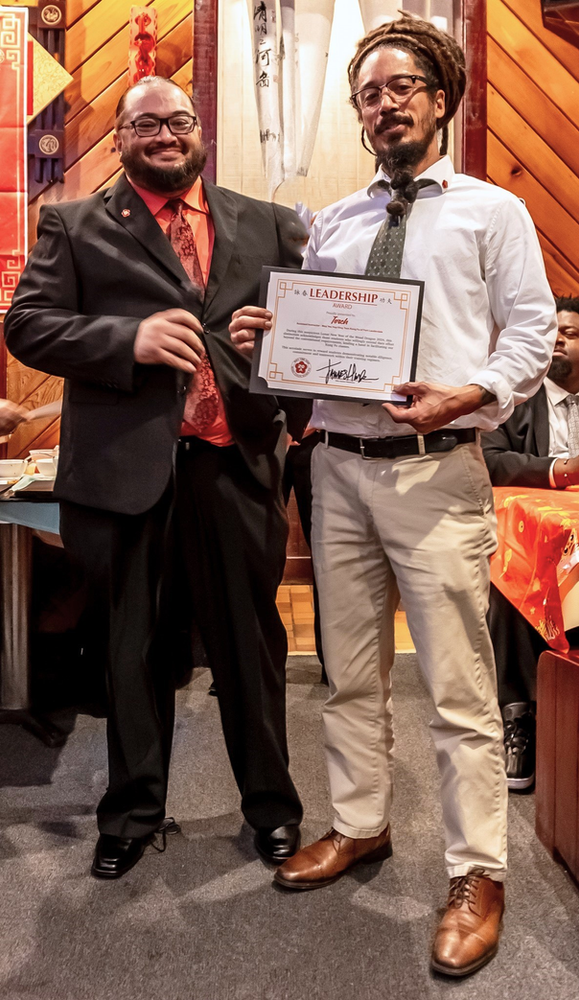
[487,0,579,297]
[3,0,194,458]
[6,0,579,457]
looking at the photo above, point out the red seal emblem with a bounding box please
[291,357,311,378]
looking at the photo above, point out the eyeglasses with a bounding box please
[351,74,432,111]
[118,113,198,137]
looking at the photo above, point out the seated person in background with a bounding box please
[482,295,579,792]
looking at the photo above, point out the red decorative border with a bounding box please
[0,7,28,314]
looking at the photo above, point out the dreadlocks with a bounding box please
[348,13,466,218]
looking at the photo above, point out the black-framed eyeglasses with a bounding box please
[118,113,198,137]
[351,74,432,111]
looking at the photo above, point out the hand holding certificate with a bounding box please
[250,267,424,404]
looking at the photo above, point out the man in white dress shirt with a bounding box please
[229,14,556,976]
[483,297,579,793]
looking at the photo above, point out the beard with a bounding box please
[121,141,208,194]
[548,355,573,383]
[375,113,438,178]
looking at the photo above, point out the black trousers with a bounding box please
[282,432,324,668]
[487,583,546,708]
[60,489,175,839]
[60,440,302,836]
[175,438,303,830]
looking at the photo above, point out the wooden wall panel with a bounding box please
[66,0,191,121]
[487,0,579,295]
[5,0,195,458]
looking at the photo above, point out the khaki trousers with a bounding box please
[311,441,508,879]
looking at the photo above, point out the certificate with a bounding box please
[250,267,424,404]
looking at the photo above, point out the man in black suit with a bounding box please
[5,76,307,877]
[482,296,579,791]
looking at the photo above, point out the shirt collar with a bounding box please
[545,376,574,406]
[367,154,454,199]
[126,175,209,216]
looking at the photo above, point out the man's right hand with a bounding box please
[134,309,205,373]
[229,306,272,357]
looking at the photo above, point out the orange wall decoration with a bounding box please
[128,6,157,85]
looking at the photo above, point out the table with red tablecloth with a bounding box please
[491,487,579,654]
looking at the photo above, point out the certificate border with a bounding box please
[250,266,424,404]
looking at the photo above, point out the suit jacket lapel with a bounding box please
[533,385,550,457]
[203,180,238,314]
[104,174,189,288]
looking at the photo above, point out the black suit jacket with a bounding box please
[481,385,552,487]
[5,175,310,514]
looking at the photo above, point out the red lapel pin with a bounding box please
[121,209,131,217]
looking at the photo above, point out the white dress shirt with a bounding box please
[545,377,577,486]
[305,156,557,437]
[545,377,574,457]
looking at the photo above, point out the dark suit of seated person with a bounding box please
[482,296,579,791]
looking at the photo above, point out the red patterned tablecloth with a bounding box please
[491,487,579,653]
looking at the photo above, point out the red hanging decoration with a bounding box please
[128,7,158,85]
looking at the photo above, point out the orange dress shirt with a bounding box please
[130,177,233,446]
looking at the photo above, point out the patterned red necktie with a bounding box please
[166,198,220,436]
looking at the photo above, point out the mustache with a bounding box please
[375,114,413,134]
[145,140,184,152]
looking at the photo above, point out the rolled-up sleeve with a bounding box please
[469,197,557,428]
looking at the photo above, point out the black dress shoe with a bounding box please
[91,834,153,879]
[503,702,536,791]
[254,825,301,865]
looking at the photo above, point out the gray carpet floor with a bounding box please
[1,652,579,1000]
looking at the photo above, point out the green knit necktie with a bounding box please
[365,179,435,279]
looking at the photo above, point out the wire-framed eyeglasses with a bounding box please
[351,74,432,111]
[118,113,198,137]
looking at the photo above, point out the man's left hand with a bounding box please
[383,382,494,435]
[229,306,272,357]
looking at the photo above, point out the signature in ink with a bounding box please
[316,359,379,385]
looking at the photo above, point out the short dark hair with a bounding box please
[115,76,195,121]
[556,296,579,316]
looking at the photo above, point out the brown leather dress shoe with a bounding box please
[431,868,505,977]
[274,825,392,890]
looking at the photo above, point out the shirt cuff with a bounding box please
[467,371,514,431]
[549,458,558,489]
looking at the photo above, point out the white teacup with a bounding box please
[35,457,57,477]
[0,459,27,480]
[28,449,57,461]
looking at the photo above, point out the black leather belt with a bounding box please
[324,428,477,459]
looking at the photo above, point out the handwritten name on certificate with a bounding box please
[250,268,424,403]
